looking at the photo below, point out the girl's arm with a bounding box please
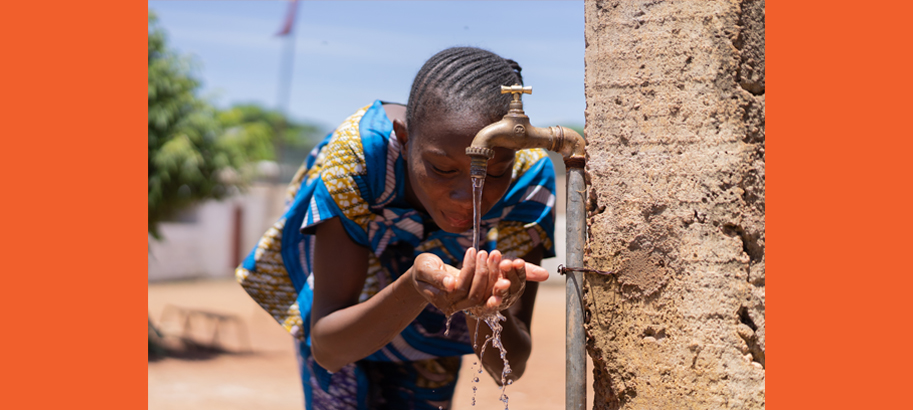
[309,217,431,372]
[309,217,501,372]
[466,245,546,385]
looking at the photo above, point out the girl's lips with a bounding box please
[442,211,472,229]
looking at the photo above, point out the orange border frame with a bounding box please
[5,0,912,408]
[768,0,912,408]
[3,1,146,407]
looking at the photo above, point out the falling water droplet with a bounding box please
[444,314,453,336]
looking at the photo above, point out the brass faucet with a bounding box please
[466,85,586,179]
[466,85,590,409]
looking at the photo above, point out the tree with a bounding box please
[218,103,323,170]
[148,11,243,238]
[148,11,322,238]
[148,9,324,358]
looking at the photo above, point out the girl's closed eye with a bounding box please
[487,168,510,178]
[431,164,457,175]
[487,163,513,178]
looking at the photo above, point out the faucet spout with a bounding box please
[465,85,586,175]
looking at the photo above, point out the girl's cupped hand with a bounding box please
[411,248,549,316]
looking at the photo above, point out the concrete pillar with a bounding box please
[583,1,765,408]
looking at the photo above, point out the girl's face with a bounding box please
[395,112,515,234]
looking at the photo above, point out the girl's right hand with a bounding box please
[411,248,501,316]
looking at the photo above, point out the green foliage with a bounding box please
[218,104,323,164]
[148,11,323,238]
[148,11,238,238]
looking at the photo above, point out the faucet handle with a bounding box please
[500,85,532,95]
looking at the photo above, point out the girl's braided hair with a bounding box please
[406,47,523,130]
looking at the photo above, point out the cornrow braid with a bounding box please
[406,47,524,130]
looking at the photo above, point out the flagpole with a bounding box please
[277,16,297,116]
[274,0,299,183]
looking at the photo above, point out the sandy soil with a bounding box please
[148,278,592,409]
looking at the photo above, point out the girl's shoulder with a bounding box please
[300,102,402,237]
[303,101,394,185]
[512,148,551,174]
[509,148,556,188]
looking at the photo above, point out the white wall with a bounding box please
[148,183,286,282]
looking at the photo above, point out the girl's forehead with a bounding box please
[410,110,513,164]
[412,113,488,148]
[418,109,488,132]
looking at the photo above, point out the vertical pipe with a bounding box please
[566,166,586,410]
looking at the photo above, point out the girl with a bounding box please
[237,47,556,409]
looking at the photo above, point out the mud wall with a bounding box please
[583,1,765,408]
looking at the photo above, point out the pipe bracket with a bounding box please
[557,264,614,276]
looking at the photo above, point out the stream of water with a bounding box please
[471,177,484,251]
[468,176,512,409]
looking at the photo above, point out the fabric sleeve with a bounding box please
[487,149,557,259]
[299,105,376,247]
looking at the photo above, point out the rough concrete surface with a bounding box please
[583,0,765,408]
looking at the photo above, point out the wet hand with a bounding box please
[410,252,463,315]
[411,248,506,316]
[486,253,549,313]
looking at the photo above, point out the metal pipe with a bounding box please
[565,166,586,410]
[466,85,588,410]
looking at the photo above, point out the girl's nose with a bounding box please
[449,178,473,205]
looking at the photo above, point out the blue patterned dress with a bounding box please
[236,101,556,409]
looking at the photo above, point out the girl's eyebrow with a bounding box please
[425,147,449,157]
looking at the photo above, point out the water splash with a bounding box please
[468,311,512,409]
[482,312,512,389]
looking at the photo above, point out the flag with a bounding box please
[276,0,299,36]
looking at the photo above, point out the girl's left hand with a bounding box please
[472,250,550,315]
[412,248,501,316]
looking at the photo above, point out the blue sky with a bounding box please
[149,1,585,132]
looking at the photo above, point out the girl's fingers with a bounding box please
[493,278,511,293]
[487,250,502,291]
[485,294,503,311]
[413,255,453,291]
[454,247,477,295]
[466,250,491,306]
[523,262,549,282]
[498,258,548,282]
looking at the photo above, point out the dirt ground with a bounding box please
[148,277,593,409]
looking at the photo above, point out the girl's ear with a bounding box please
[393,119,410,159]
